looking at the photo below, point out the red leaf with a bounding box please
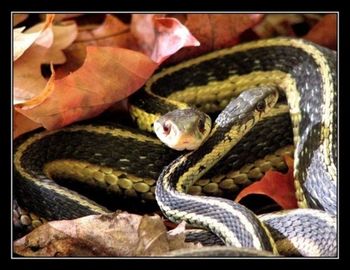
[55,15,137,78]
[131,15,200,64]
[165,14,264,64]
[14,14,200,137]
[304,14,337,50]
[14,110,42,139]
[235,156,297,209]
[151,17,200,63]
[15,47,158,131]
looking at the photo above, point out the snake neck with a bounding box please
[280,41,337,215]
[139,37,337,215]
[155,87,279,252]
[155,157,277,253]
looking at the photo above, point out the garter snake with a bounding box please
[13,37,337,256]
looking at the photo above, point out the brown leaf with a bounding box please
[42,21,78,64]
[15,46,158,131]
[13,110,42,139]
[56,15,137,78]
[253,14,309,38]
[131,14,200,64]
[165,14,264,64]
[14,13,200,137]
[14,44,52,104]
[52,14,83,22]
[14,21,78,105]
[14,14,54,61]
[75,14,135,48]
[151,17,200,63]
[13,14,29,26]
[131,14,164,57]
[304,14,337,50]
[235,156,298,210]
[135,215,170,255]
[14,212,192,257]
[166,222,201,251]
[38,13,83,22]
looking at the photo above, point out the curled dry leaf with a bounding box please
[151,17,201,63]
[15,46,158,131]
[131,14,200,63]
[14,212,195,257]
[235,156,298,210]
[131,14,163,57]
[14,21,78,106]
[304,14,337,50]
[42,21,79,64]
[14,14,201,137]
[14,110,42,139]
[166,222,201,251]
[13,14,54,61]
[164,14,264,64]
[252,14,312,38]
[52,14,83,22]
[75,14,135,48]
[13,14,29,26]
[57,15,137,78]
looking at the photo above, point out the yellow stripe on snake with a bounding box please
[14,37,337,257]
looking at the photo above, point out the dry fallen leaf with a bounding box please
[14,212,196,257]
[304,14,337,50]
[13,110,42,138]
[151,17,201,63]
[15,46,158,131]
[75,14,132,46]
[51,14,83,22]
[56,15,137,78]
[131,14,163,57]
[131,14,200,63]
[235,156,298,210]
[14,14,201,137]
[252,14,312,38]
[164,14,264,64]
[14,20,78,106]
[13,14,29,26]
[14,14,55,61]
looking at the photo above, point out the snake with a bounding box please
[13,37,337,257]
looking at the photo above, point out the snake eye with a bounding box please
[256,100,266,112]
[163,123,171,135]
[198,119,205,133]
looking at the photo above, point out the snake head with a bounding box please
[154,108,212,151]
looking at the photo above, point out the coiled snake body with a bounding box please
[14,38,337,256]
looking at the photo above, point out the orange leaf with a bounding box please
[14,14,29,26]
[131,14,200,64]
[55,15,137,78]
[165,14,264,64]
[14,21,78,105]
[235,156,297,209]
[131,14,163,57]
[75,14,136,48]
[52,14,83,22]
[13,111,42,139]
[304,14,337,50]
[150,17,200,63]
[15,46,158,131]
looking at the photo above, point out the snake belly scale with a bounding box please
[14,37,337,256]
